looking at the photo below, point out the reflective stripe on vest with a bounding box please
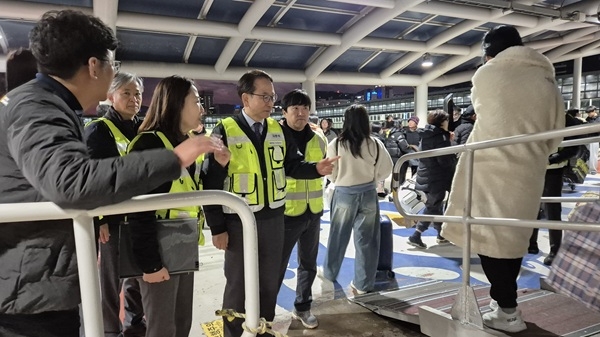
[86,117,129,156]
[221,117,287,213]
[284,132,326,216]
[128,131,206,245]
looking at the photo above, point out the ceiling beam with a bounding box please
[356,37,470,55]
[380,16,495,78]
[422,18,572,86]
[545,31,600,60]
[326,0,395,9]
[553,46,600,64]
[304,0,424,80]
[214,0,274,73]
[525,34,596,50]
[412,1,538,28]
[122,61,423,86]
[93,0,118,33]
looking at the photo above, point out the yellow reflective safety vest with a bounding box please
[128,131,206,245]
[221,117,286,213]
[86,117,131,223]
[284,131,327,216]
[86,117,129,156]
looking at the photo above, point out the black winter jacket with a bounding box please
[0,75,181,314]
[384,128,410,162]
[452,116,475,145]
[415,125,457,193]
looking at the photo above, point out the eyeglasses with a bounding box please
[103,59,121,73]
[249,92,277,103]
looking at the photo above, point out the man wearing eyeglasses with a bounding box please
[203,70,339,337]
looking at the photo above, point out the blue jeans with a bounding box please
[323,184,380,292]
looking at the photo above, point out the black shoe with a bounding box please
[543,251,556,266]
[407,235,427,249]
[528,244,539,254]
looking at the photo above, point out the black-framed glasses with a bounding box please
[249,92,277,103]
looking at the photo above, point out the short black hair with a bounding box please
[281,89,311,111]
[29,10,118,79]
[237,69,273,98]
[483,25,523,59]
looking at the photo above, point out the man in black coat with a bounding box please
[0,10,221,337]
[452,105,476,145]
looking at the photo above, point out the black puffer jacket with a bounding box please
[452,115,475,145]
[415,125,457,193]
[0,75,181,315]
[384,128,410,163]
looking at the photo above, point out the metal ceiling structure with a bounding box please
[0,0,599,89]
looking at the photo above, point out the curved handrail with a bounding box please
[0,190,260,337]
[390,122,600,327]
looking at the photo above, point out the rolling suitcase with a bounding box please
[377,214,395,279]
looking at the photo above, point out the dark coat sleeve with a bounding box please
[6,99,181,210]
[281,126,321,180]
[84,121,125,227]
[202,124,230,235]
[127,133,173,274]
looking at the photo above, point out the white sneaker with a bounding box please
[482,307,527,333]
[489,299,498,311]
[350,281,368,295]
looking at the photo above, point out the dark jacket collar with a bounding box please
[35,73,83,115]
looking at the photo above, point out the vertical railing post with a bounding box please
[461,149,474,288]
[73,215,103,337]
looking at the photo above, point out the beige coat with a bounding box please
[442,46,565,259]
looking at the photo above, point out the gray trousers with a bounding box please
[223,215,284,337]
[99,224,145,337]
[278,214,320,312]
[138,273,194,337]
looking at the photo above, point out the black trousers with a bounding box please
[99,224,145,336]
[479,255,523,309]
[278,214,320,312]
[223,215,284,337]
[0,309,79,337]
[529,168,564,253]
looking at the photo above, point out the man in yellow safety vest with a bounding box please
[277,89,327,329]
[202,70,339,337]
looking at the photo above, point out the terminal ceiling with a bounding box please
[0,0,599,89]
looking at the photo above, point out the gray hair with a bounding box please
[108,72,144,95]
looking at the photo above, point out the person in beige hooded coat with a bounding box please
[442,25,565,333]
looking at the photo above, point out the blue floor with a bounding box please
[277,176,600,312]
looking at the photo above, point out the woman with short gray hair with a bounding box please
[84,72,147,337]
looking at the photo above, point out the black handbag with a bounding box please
[118,218,200,278]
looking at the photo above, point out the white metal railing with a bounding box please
[391,122,600,329]
[0,190,259,337]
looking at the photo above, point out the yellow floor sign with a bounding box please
[201,319,223,337]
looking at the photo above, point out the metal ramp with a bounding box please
[351,281,600,337]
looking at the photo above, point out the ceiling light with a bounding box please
[422,53,433,68]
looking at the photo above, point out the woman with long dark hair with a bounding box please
[127,75,229,337]
[320,104,392,294]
